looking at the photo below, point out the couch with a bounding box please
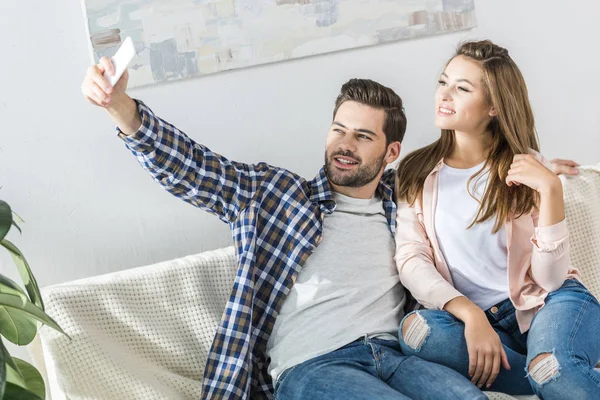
[29,165,600,400]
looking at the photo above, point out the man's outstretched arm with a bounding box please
[81,57,269,224]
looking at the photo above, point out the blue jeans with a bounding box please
[274,336,486,400]
[399,279,600,399]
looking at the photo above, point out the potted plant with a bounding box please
[0,199,67,399]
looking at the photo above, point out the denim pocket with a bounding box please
[274,366,296,399]
[486,298,515,322]
[490,304,520,335]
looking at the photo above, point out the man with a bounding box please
[81,60,574,399]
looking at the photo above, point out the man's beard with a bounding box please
[324,150,386,188]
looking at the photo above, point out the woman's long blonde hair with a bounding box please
[396,40,540,233]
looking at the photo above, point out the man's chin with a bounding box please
[327,169,353,183]
[328,173,362,188]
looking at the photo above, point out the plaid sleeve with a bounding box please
[117,99,270,224]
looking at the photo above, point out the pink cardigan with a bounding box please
[394,158,580,332]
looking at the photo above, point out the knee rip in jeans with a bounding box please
[401,312,430,351]
[527,352,561,386]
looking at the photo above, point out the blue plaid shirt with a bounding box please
[119,101,398,399]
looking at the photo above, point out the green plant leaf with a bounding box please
[12,220,22,235]
[5,358,45,400]
[0,293,67,338]
[0,337,24,382]
[12,211,24,224]
[0,340,6,400]
[0,200,11,242]
[0,276,38,344]
[2,384,44,400]
[0,275,28,297]
[0,305,38,345]
[0,239,44,310]
[11,210,23,235]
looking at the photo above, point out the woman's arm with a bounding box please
[507,154,571,291]
[394,200,463,309]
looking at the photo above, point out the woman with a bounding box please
[394,40,600,399]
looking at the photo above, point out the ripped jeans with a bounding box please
[274,337,486,400]
[398,279,600,399]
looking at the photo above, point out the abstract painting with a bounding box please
[82,0,476,88]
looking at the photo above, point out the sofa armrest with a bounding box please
[35,246,236,400]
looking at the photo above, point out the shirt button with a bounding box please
[490,306,499,314]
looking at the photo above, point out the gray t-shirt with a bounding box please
[266,192,406,382]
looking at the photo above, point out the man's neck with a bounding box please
[329,177,381,199]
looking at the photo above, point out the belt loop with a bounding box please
[363,334,368,345]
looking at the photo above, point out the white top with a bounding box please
[266,192,406,382]
[435,162,509,310]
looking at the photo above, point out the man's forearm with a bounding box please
[106,94,142,136]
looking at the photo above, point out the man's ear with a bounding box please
[386,142,401,164]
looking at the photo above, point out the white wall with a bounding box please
[0,0,599,359]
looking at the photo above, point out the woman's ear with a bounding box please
[489,107,498,117]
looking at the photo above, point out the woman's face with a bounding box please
[435,55,497,134]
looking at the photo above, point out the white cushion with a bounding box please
[35,247,236,399]
[561,164,600,299]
